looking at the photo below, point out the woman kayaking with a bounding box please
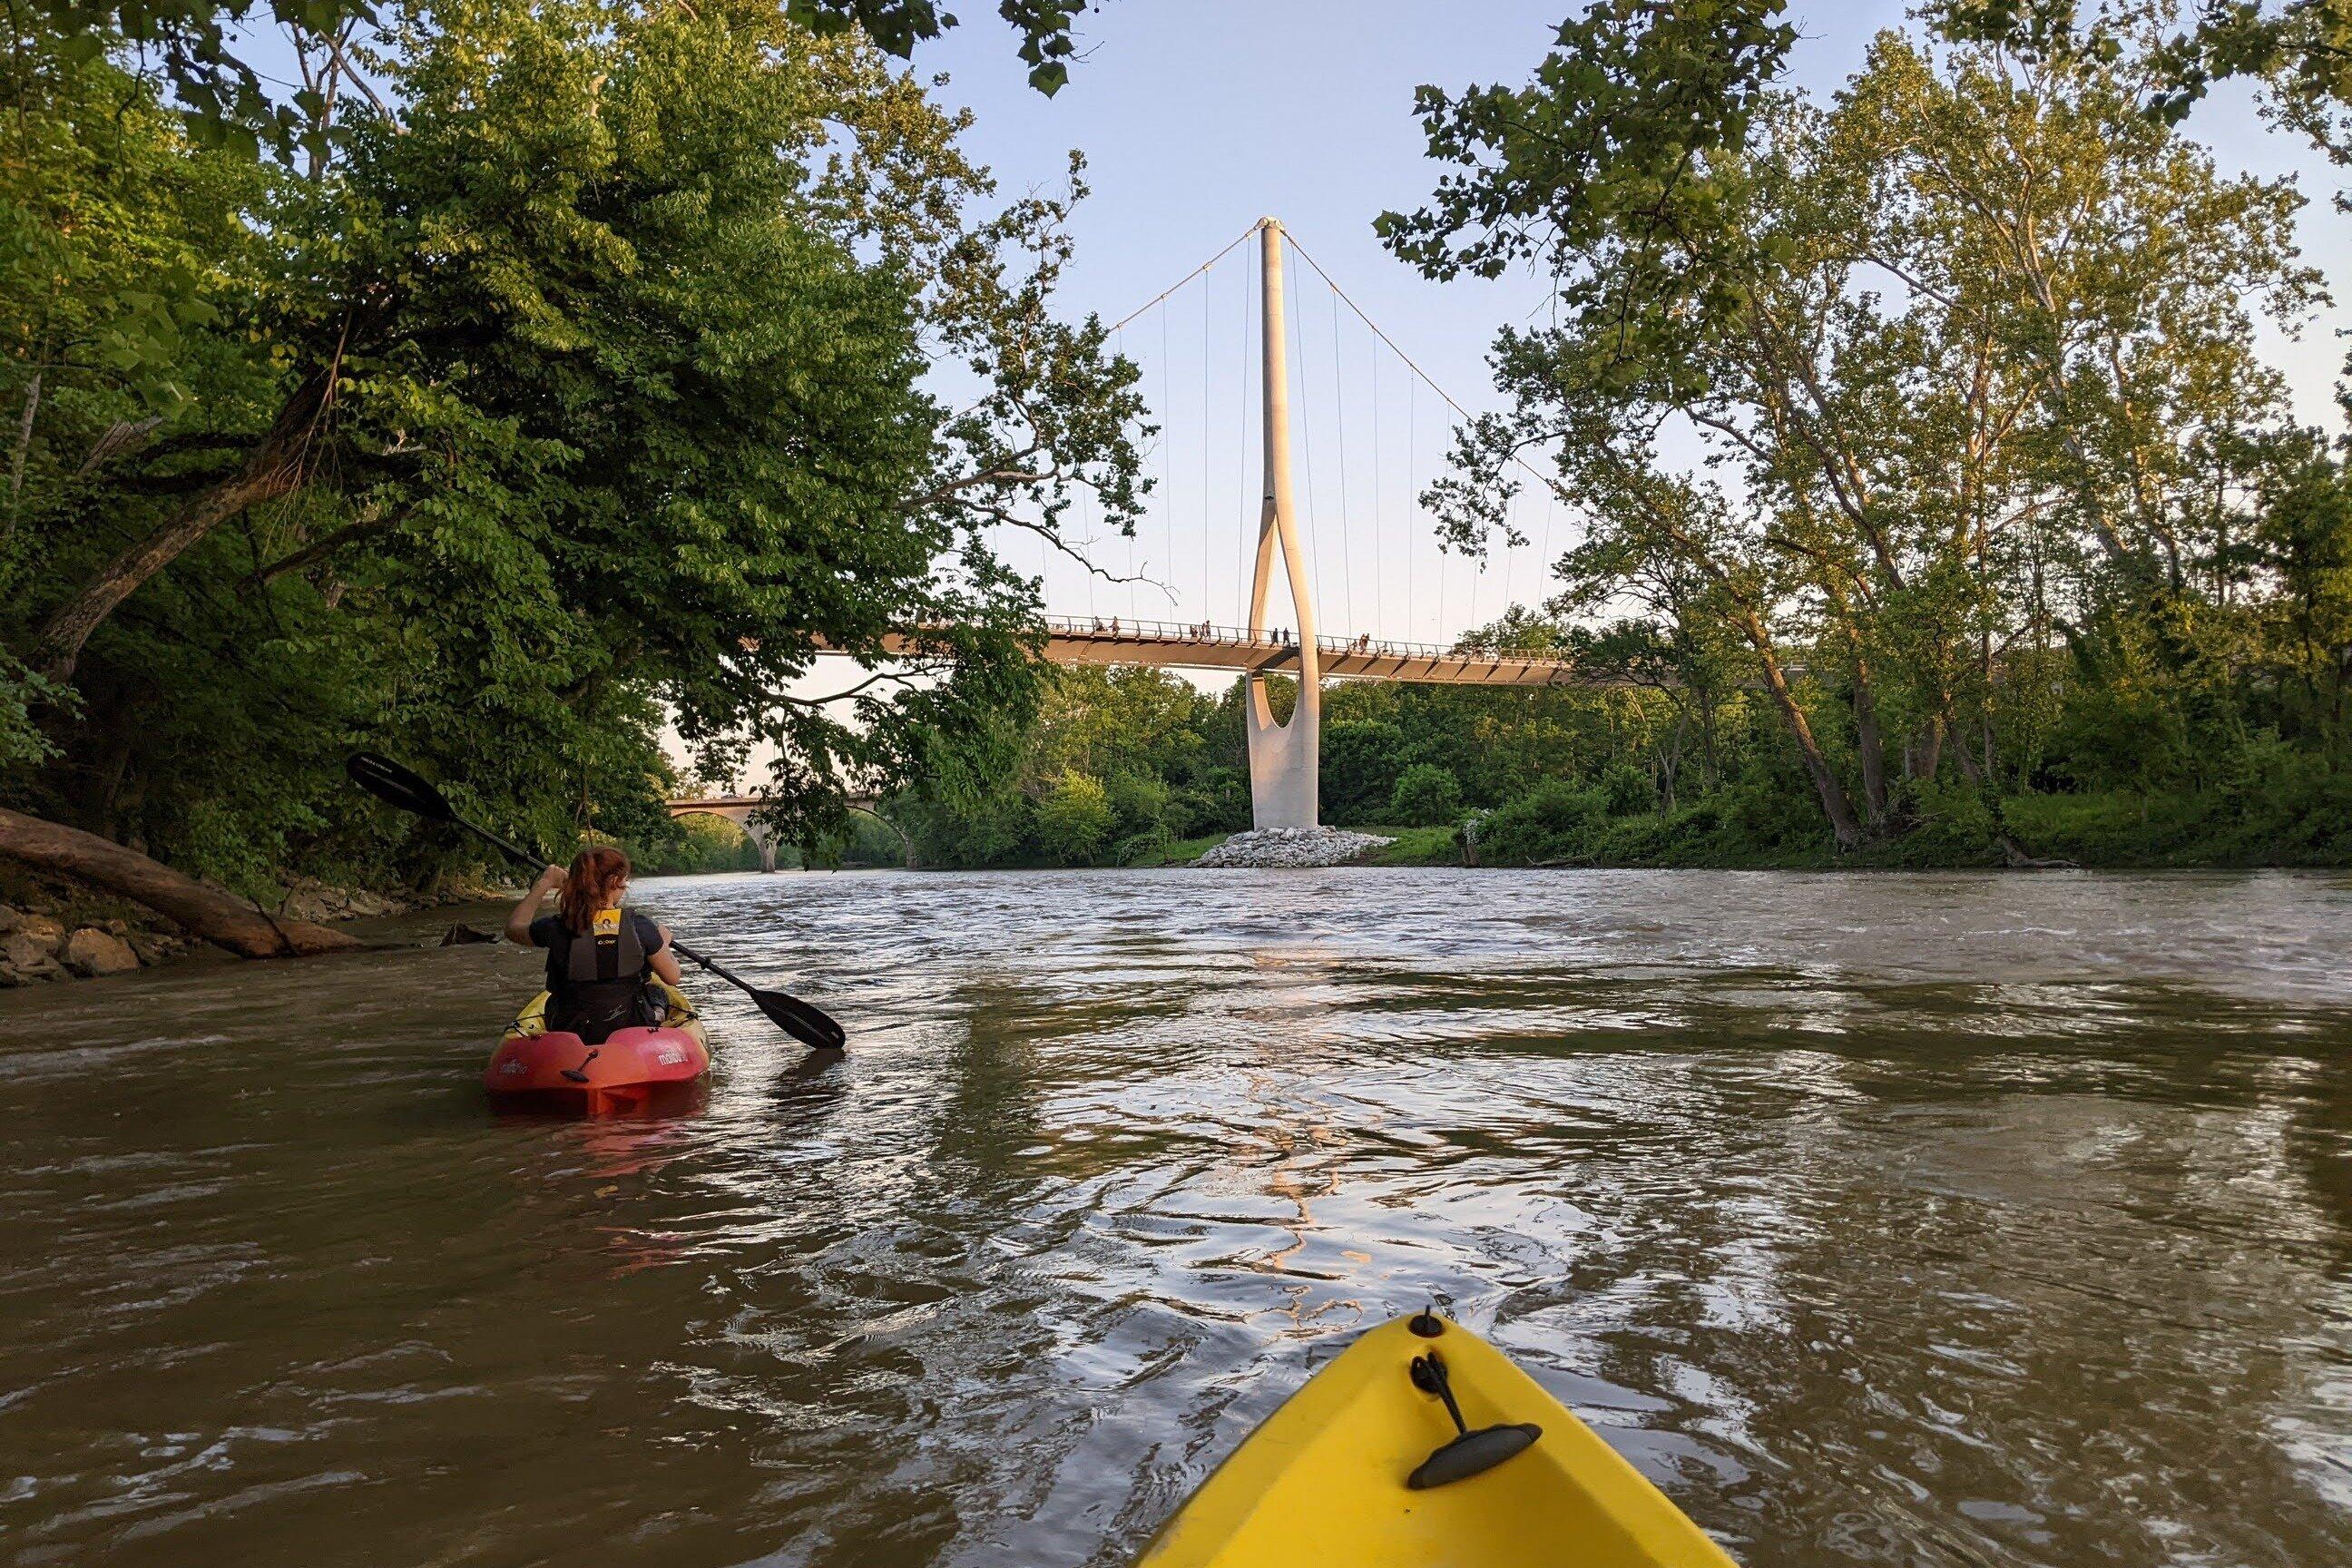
[505,847,684,1044]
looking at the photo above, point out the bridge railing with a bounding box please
[1040,615,1582,669]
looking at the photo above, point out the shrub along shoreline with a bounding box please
[1102,786,2351,873]
[780,659,2352,877]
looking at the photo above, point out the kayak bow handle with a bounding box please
[1406,1349,1543,1490]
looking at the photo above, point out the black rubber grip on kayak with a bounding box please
[1407,1421,1543,1489]
[1407,1350,1542,1489]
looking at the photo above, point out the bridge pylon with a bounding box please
[665,797,779,872]
[1246,218,1319,829]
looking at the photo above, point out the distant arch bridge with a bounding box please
[665,793,895,872]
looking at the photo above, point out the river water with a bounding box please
[2,868,2348,1567]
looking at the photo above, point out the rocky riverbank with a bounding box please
[0,872,485,988]
[0,904,187,984]
[1191,827,1397,868]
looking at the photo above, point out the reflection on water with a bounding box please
[2,868,2349,1566]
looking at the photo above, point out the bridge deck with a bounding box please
[867,617,1626,688]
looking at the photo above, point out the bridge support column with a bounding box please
[667,801,779,872]
[1246,218,1320,830]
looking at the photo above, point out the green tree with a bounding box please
[0,4,1145,904]
[1389,763,1462,826]
[640,813,762,874]
[1387,19,2318,851]
[1032,767,1111,864]
[1319,720,1409,825]
[41,0,1098,169]
[2249,428,2352,740]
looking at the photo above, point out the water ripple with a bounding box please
[0,868,2347,1566]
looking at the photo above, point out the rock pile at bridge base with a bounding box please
[1192,827,1395,868]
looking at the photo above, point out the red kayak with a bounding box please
[485,982,710,1114]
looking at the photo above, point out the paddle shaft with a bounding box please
[349,754,842,1046]
[459,818,546,879]
[670,939,749,989]
[455,819,758,999]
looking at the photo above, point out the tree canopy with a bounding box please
[1378,5,2352,859]
[40,0,1097,165]
[0,0,1143,893]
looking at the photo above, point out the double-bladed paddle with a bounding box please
[346,751,846,1051]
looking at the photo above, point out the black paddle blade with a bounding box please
[353,759,843,1049]
[347,752,456,822]
[751,987,848,1052]
[672,939,847,1051]
[348,751,544,871]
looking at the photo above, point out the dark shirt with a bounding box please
[528,911,666,995]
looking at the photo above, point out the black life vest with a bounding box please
[546,906,652,1045]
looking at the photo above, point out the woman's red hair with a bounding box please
[558,846,632,935]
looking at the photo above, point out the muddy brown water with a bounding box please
[2,868,2348,1567]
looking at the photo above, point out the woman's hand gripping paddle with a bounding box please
[346,751,847,1052]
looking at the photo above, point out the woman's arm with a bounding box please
[504,865,567,945]
[647,923,683,985]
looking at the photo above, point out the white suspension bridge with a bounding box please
[674,218,1605,854]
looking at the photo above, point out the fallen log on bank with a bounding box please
[0,808,360,958]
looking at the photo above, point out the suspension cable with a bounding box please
[1200,257,1212,629]
[1281,228,1555,496]
[1328,281,1355,638]
[1401,366,1413,641]
[1238,240,1253,625]
[1107,221,1262,335]
[1541,490,1558,610]
[1102,319,1141,622]
[1155,306,1171,617]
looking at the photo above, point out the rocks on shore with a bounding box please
[276,876,413,924]
[0,870,483,990]
[1192,827,1396,868]
[0,905,189,987]
[59,926,141,976]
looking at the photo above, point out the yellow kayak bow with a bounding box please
[1136,1312,1738,1567]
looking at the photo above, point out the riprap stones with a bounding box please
[1191,827,1395,868]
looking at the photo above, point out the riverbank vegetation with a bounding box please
[856,628,2351,871]
[1363,5,2352,868]
[0,0,1143,934]
[10,1,2352,924]
[864,4,2352,877]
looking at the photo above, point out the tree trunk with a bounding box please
[0,807,359,958]
[1851,655,1888,830]
[1945,708,2034,864]
[1741,615,1861,850]
[8,366,42,509]
[1657,709,1685,814]
[1696,685,1721,792]
[31,368,329,682]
